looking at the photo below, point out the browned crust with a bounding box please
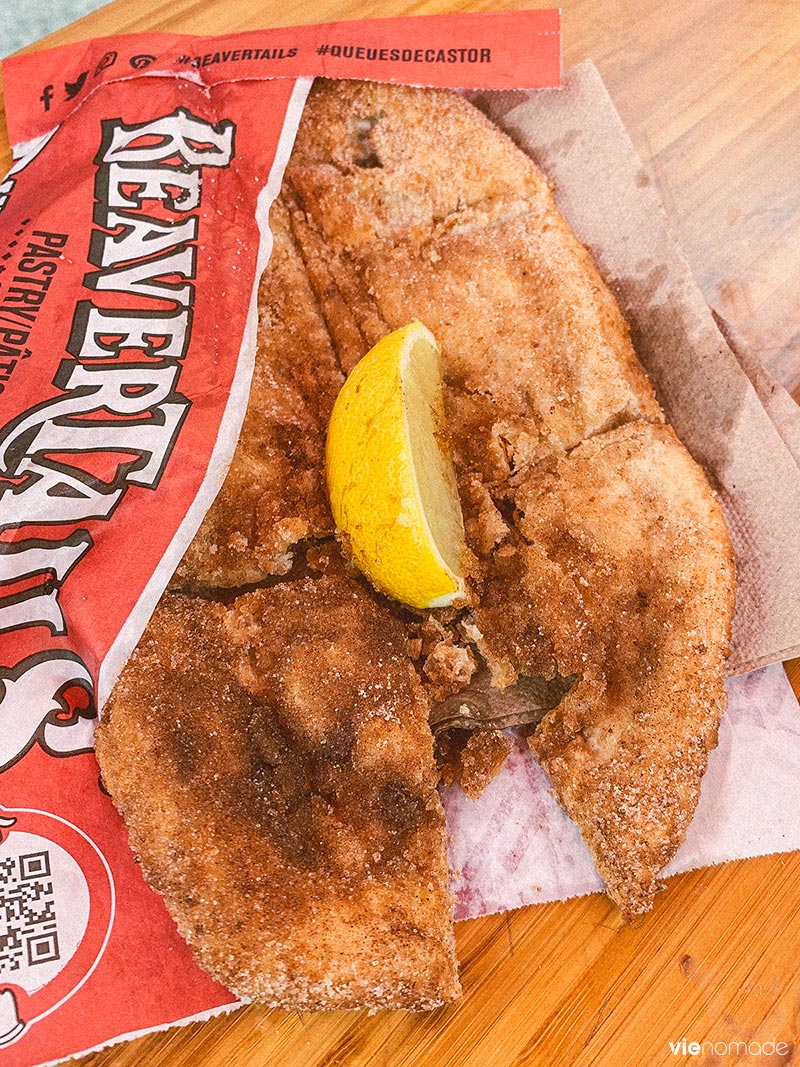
[516,422,736,917]
[96,572,459,1009]
[172,199,343,589]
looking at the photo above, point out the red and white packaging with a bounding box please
[0,12,561,1066]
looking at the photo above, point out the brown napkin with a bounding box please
[713,311,800,474]
[468,63,800,676]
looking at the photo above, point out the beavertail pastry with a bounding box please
[97,564,458,1009]
[96,77,735,1008]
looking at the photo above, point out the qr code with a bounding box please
[0,851,60,972]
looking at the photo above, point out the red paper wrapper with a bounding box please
[0,12,560,1066]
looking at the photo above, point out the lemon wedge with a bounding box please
[325,321,466,610]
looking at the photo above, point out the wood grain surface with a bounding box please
[3,2,800,1065]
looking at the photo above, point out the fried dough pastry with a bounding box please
[101,76,736,1014]
[173,199,343,589]
[96,570,459,1009]
[475,422,735,917]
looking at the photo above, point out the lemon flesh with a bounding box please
[325,322,466,610]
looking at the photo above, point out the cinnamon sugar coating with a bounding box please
[173,199,342,589]
[96,572,459,1009]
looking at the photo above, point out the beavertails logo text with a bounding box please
[0,107,236,774]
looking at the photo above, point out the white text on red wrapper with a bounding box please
[0,108,236,774]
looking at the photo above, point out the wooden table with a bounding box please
[3,2,799,1065]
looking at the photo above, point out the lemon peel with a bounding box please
[325,322,466,610]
